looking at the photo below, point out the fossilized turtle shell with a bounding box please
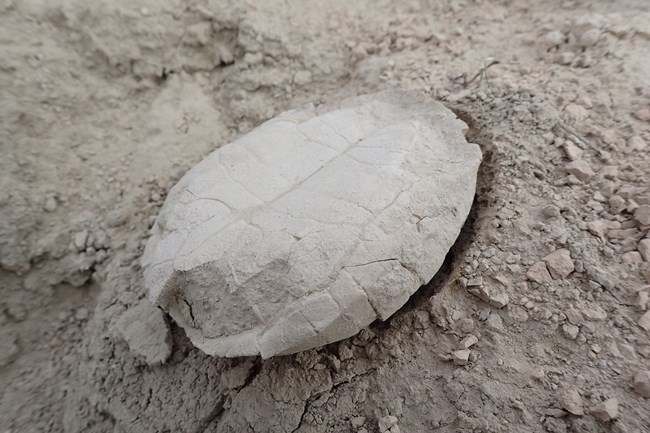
[142,91,481,358]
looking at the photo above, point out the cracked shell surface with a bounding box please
[142,90,482,358]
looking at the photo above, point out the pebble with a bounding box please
[609,195,626,214]
[486,312,505,332]
[351,417,366,428]
[608,228,638,240]
[377,415,398,433]
[634,205,650,226]
[562,141,583,160]
[622,252,643,265]
[565,160,595,181]
[590,398,619,422]
[628,136,647,151]
[458,334,479,349]
[638,310,650,331]
[593,191,606,202]
[542,249,575,279]
[452,349,471,366]
[633,290,648,311]
[587,220,620,242]
[44,196,58,212]
[633,107,650,122]
[582,304,607,321]
[543,205,561,219]
[489,291,509,308]
[633,370,650,397]
[527,261,553,284]
[562,323,580,340]
[616,185,637,200]
[565,104,590,122]
[602,165,618,180]
[558,388,584,415]
[579,28,601,47]
[628,199,640,213]
[565,307,583,325]
[73,230,89,251]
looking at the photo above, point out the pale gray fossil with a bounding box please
[142,91,482,358]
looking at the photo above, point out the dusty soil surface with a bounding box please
[1,0,649,432]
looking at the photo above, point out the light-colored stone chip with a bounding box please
[142,91,482,358]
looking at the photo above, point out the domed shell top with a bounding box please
[142,91,482,358]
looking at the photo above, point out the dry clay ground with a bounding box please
[1,0,650,432]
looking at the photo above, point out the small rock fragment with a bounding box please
[565,104,590,122]
[351,417,366,428]
[565,160,595,181]
[634,290,649,311]
[617,185,637,199]
[486,312,505,332]
[565,307,583,325]
[633,107,650,122]
[489,291,509,308]
[602,165,618,180]
[633,370,650,397]
[527,261,553,284]
[113,302,172,365]
[582,304,608,321]
[587,220,620,242]
[378,415,398,433]
[623,251,643,265]
[542,249,575,279]
[452,349,471,366]
[44,196,58,212]
[559,388,584,415]
[543,204,561,219]
[562,141,583,160]
[579,28,601,47]
[609,195,626,214]
[73,230,89,251]
[628,136,647,151]
[466,282,491,303]
[639,310,650,331]
[608,228,639,239]
[458,334,479,349]
[590,398,619,422]
[634,205,650,226]
[562,323,580,340]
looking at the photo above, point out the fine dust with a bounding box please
[1,0,649,432]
